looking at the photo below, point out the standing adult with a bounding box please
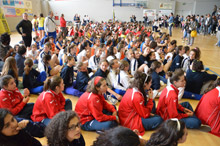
[16,13,32,48]
[74,14,80,28]
[212,5,217,16]
[44,11,57,41]
[32,15,38,37]
[143,14,148,27]
[168,13,174,36]
[204,14,212,35]
[38,13,45,39]
[60,14,67,39]
[187,17,197,46]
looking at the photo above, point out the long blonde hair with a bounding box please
[1,57,18,79]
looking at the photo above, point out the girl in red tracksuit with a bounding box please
[75,76,118,131]
[118,71,163,136]
[0,75,33,119]
[195,78,220,137]
[31,76,72,126]
[156,69,201,129]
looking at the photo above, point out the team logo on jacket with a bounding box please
[140,101,143,105]
[50,100,55,104]
[2,98,7,101]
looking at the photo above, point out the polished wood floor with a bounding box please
[9,27,220,145]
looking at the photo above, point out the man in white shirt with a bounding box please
[44,11,57,41]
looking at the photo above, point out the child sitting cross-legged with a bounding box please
[60,56,84,97]
[23,58,46,94]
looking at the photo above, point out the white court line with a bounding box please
[205,66,220,69]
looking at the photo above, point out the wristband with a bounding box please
[115,115,119,121]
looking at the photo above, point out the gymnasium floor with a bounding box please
[9,27,220,145]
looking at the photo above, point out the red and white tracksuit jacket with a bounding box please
[0,88,26,115]
[75,92,116,125]
[195,86,220,137]
[156,85,188,120]
[31,90,65,122]
[118,88,153,136]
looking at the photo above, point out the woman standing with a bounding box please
[60,14,67,39]
[38,13,45,39]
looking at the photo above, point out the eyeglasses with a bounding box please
[68,122,81,131]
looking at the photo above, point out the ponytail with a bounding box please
[148,61,161,74]
[43,78,51,91]
[129,71,152,105]
[170,69,184,84]
[43,76,62,91]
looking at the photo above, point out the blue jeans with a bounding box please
[179,102,201,129]
[81,120,118,131]
[29,71,46,94]
[218,40,220,47]
[183,30,187,38]
[142,115,163,130]
[41,99,72,126]
[208,25,212,34]
[81,110,118,131]
[169,24,173,36]
[197,27,200,34]
[16,118,45,138]
[182,91,203,100]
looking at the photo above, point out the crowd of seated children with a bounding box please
[1,15,220,144]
